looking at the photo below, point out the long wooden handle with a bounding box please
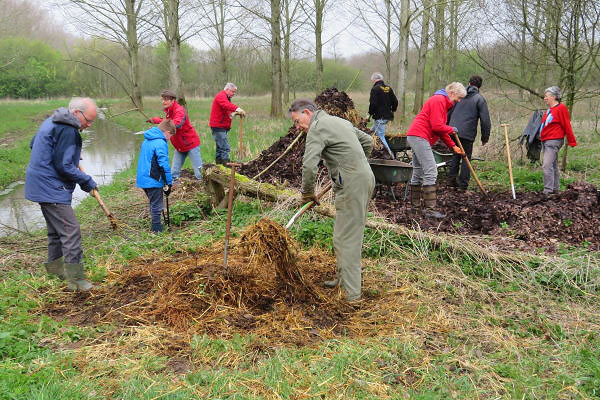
[453,133,487,195]
[285,182,333,229]
[91,189,111,217]
[502,124,516,199]
[238,116,244,154]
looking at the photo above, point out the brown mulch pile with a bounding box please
[375,181,600,251]
[44,219,414,348]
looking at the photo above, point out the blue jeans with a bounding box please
[211,128,230,161]
[372,119,393,158]
[171,145,203,180]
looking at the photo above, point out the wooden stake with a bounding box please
[453,133,487,196]
[501,124,516,199]
[224,163,241,267]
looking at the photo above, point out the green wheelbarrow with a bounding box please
[368,159,413,201]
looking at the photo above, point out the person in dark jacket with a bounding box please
[447,75,491,190]
[148,90,202,180]
[368,73,398,158]
[25,97,98,292]
[209,82,246,164]
[136,119,175,232]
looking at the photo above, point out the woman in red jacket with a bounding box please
[407,82,466,218]
[148,90,202,180]
[539,86,577,194]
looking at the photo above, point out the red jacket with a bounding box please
[209,90,238,129]
[540,103,577,146]
[407,91,456,148]
[149,101,200,152]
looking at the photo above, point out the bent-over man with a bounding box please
[289,99,375,302]
[25,97,98,291]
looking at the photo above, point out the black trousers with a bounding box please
[448,138,474,189]
[39,203,83,264]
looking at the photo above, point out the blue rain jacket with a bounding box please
[136,127,173,188]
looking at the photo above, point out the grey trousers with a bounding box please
[39,203,83,264]
[542,139,564,193]
[143,187,164,225]
[408,136,437,186]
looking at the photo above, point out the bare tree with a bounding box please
[302,0,333,93]
[61,0,152,109]
[281,0,303,103]
[236,0,283,116]
[394,0,410,121]
[413,0,431,113]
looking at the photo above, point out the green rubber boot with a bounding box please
[64,263,93,292]
[44,257,65,280]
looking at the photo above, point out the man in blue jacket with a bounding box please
[136,119,175,233]
[25,97,98,292]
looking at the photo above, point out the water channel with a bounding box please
[0,119,140,236]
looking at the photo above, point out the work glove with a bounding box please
[300,192,319,206]
[163,184,172,196]
[452,146,465,156]
[232,107,246,118]
[452,126,459,134]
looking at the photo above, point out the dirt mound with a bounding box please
[239,88,374,187]
[376,182,600,250]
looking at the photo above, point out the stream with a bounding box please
[0,119,140,236]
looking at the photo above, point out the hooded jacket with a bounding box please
[25,108,97,204]
[136,127,173,189]
[209,90,239,129]
[368,80,399,120]
[149,100,200,152]
[406,89,456,148]
[447,85,491,143]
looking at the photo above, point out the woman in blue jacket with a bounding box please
[136,120,175,232]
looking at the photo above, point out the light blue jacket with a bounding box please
[136,127,172,188]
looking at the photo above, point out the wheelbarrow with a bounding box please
[368,159,413,201]
[385,135,411,162]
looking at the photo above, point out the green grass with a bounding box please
[3,93,600,398]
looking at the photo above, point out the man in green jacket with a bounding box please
[289,99,375,302]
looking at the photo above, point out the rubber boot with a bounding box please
[323,278,339,288]
[151,222,163,233]
[422,184,445,219]
[44,257,65,280]
[446,176,458,188]
[215,157,223,165]
[410,184,422,212]
[64,263,93,292]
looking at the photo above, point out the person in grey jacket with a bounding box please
[447,75,491,190]
[25,97,98,292]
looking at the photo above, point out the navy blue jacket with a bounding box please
[25,108,97,204]
[136,127,173,189]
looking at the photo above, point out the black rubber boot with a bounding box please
[323,278,339,288]
[215,157,224,165]
[422,184,445,219]
[64,263,93,292]
[151,222,163,233]
[44,257,65,280]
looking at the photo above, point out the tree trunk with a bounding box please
[314,0,324,93]
[384,0,392,82]
[413,0,431,114]
[396,0,410,122]
[164,0,182,99]
[448,0,458,78]
[270,0,283,116]
[126,0,143,110]
[217,0,228,82]
[282,0,291,104]
[433,0,445,89]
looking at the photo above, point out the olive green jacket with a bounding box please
[301,110,373,194]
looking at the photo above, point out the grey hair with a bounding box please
[288,99,318,115]
[544,86,561,101]
[224,82,237,91]
[68,97,96,113]
[371,72,384,81]
[445,82,467,98]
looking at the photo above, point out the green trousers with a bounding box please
[333,171,375,300]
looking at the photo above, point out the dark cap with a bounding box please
[160,89,177,99]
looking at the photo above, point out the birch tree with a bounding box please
[413,0,431,113]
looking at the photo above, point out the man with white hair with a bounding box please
[209,82,246,164]
[25,97,98,291]
[368,72,398,158]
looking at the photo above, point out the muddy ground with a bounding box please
[240,88,600,252]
